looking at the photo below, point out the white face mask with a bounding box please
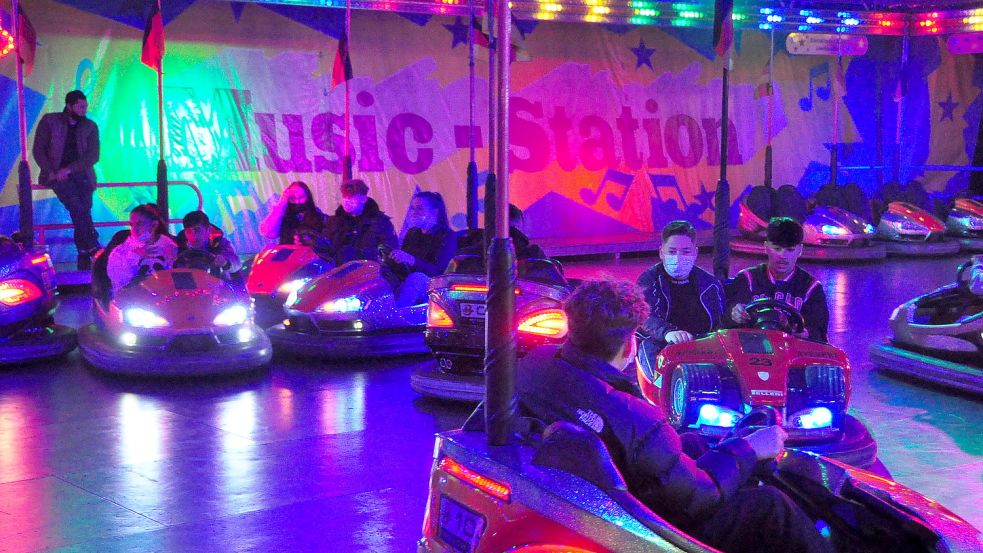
[663,254,697,280]
[135,230,153,243]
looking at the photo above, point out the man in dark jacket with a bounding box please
[517,280,832,553]
[727,217,830,342]
[32,90,101,269]
[637,220,724,349]
[322,179,398,264]
[176,210,242,279]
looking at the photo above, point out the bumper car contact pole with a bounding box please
[466,0,478,231]
[485,0,517,447]
[764,25,773,190]
[712,47,731,281]
[13,0,32,247]
[342,0,353,181]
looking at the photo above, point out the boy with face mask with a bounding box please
[636,221,725,349]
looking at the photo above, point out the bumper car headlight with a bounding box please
[820,224,848,236]
[123,308,171,328]
[696,404,742,428]
[318,295,363,313]
[863,223,875,234]
[789,407,834,429]
[214,305,249,326]
[282,278,313,307]
[278,278,309,295]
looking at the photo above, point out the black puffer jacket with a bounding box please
[322,198,398,264]
[517,343,758,528]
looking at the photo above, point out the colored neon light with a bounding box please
[439,457,511,502]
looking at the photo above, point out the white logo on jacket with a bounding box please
[577,409,604,433]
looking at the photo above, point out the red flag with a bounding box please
[473,13,530,63]
[15,5,35,76]
[471,14,490,49]
[712,0,733,58]
[141,2,165,72]
[332,29,353,90]
[754,60,772,98]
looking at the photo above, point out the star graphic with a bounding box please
[695,183,715,211]
[631,39,656,70]
[938,92,958,122]
[443,16,469,49]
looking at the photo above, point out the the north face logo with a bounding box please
[577,409,604,433]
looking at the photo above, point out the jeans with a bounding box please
[395,271,431,307]
[689,486,834,553]
[50,173,99,254]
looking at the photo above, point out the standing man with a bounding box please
[727,217,830,342]
[32,90,101,270]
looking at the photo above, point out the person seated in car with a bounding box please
[383,191,456,307]
[259,181,329,245]
[176,210,241,277]
[456,204,545,259]
[727,217,829,342]
[107,203,178,293]
[516,280,832,553]
[636,220,724,352]
[322,178,398,264]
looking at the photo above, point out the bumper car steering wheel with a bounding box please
[745,297,805,335]
[726,405,783,478]
[174,249,223,277]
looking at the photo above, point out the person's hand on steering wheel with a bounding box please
[743,298,806,335]
[731,303,751,324]
[389,249,415,266]
[745,425,788,461]
[665,330,695,344]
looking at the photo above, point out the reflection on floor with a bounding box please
[0,253,979,552]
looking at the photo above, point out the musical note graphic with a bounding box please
[799,62,832,112]
[579,169,635,210]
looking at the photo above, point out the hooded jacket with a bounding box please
[517,342,757,528]
[322,198,398,264]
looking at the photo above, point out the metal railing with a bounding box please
[30,180,204,246]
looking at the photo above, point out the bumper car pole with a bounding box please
[712,49,731,281]
[466,0,478,231]
[153,22,169,226]
[485,0,517,447]
[14,0,33,248]
[764,26,773,190]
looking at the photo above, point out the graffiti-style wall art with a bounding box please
[0,0,979,260]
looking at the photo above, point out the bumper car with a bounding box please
[945,198,983,252]
[869,260,983,395]
[732,185,885,261]
[79,244,272,376]
[636,298,877,468]
[245,243,335,328]
[874,202,961,257]
[266,259,429,358]
[421,413,981,553]
[411,255,572,402]
[0,240,76,365]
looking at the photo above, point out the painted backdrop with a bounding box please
[0,0,979,260]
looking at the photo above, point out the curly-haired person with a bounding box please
[516,280,832,553]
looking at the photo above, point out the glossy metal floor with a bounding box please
[1,254,980,552]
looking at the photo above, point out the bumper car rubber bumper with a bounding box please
[879,239,961,257]
[79,324,272,377]
[869,341,983,396]
[731,238,886,261]
[0,324,77,365]
[951,235,983,252]
[266,323,429,359]
[411,365,484,402]
[786,414,878,469]
[252,294,288,329]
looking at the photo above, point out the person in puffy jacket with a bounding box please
[322,179,398,264]
[382,191,455,306]
[516,280,832,553]
[107,204,178,293]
